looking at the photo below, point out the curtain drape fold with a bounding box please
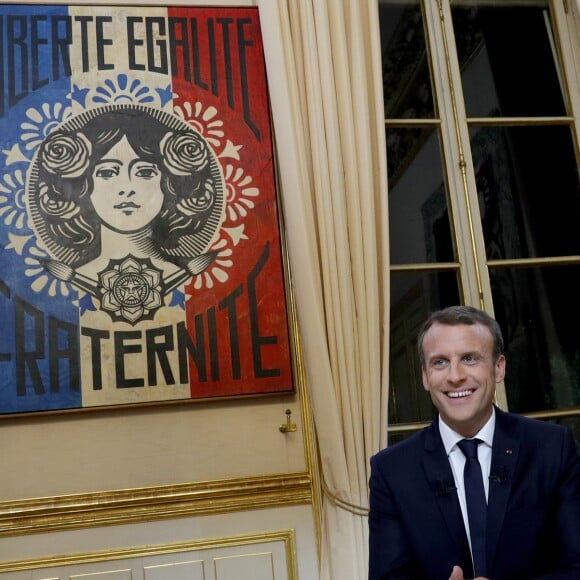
[266,1,390,578]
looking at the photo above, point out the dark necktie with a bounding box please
[457,438,487,577]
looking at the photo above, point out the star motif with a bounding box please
[2,143,28,165]
[99,256,163,324]
[71,84,90,107]
[156,84,175,107]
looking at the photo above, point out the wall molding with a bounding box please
[0,529,298,577]
[0,472,312,538]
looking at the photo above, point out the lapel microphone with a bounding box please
[436,480,458,496]
[489,466,508,485]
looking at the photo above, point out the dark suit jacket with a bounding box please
[368,407,580,579]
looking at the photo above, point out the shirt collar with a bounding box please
[439,407,496,455]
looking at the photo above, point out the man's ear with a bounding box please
[421,368,430,391]
[495,354,506,383]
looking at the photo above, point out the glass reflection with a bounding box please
[388,128,455,264]
[379,0,436,119]
[470,125,580,259]
[490,265,580,414]
[451,0,566,118]
[389,270,460,424]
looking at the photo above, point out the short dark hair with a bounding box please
[417,305,504,368]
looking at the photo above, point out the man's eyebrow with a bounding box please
[427,353,448,362]
[427,350,481,361]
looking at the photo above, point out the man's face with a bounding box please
[421,322,506,437]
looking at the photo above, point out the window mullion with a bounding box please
[422,1,489,307]
[551,0,580,156]
[423,0,508,409]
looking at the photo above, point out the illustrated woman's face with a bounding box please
[90,136,163,233]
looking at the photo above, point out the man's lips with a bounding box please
[114,202,140,209]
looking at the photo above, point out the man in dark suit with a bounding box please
[369,306,580,579]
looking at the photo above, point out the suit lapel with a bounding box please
[487,407,520,570]
[422,421,473,574]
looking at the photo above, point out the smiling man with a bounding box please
[368,306,580,580]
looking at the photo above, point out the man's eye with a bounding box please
[463,355,478,364]
[432,359,447,367]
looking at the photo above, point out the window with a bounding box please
[380,0,580,443]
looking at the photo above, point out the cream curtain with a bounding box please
[265,1,390,578]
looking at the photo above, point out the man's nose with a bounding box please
[447,360,466,383]
[118,189,136,197]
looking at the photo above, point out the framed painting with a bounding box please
[0,3,294,416]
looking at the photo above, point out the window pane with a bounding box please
[471,125,580,259]
[390,270,460,423]
[451,1,566,117]
[379,0,436,119]
[490,265,580,414]
[388,128,455,264]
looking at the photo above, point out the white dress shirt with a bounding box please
[439,409,495,555]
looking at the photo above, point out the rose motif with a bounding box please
[177,179,214,215]
[37,182,80,219]
[161,131,209,176]
[40,131,91,178]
